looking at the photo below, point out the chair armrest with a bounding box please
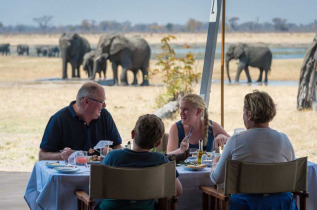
[75,190,94,206]
[199,185,229,201]
[293,191,309,198]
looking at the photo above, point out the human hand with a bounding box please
[180,137,190,153]
[102,146,113,156]
[214,134,229,149]
[60,147,75,161]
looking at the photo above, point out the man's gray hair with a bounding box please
[76,82,102,105]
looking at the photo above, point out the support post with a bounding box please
[200,0,223,109]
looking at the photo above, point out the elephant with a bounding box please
[59,33,91,79]
[0,43,10,55]
[92,34,150,86]
[17,44,29,55]
[226,43,272,83]
[83,50,107,79]
[48,46,60,57]
[36,46,49,57]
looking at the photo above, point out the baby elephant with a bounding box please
[83,50,107,79]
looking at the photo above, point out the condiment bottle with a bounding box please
[197,139,203,164]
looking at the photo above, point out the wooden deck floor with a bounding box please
[0,172,30,209]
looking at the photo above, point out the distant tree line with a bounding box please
[0,16,316,34]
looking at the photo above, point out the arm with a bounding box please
[102,144,122,156]
[212,121,230,149]
[39,149,62,160]
[175,178,183,196]
[104,109,122,148]
[209,136,235,184]
[167,124,188,154]
[39,148,74,161]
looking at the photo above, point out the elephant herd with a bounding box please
[1,32,273,85]
[0,43,60,57]
[36,46,60,57]
[60,33,150,86]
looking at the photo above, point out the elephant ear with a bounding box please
[234,44,244,58]
[110,36,127,55]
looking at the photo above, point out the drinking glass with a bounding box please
[76,151,88,165]
[189,148,198,158]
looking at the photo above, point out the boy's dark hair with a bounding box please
[133,114,165,149]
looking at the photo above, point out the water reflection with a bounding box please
[212,79,298,86]
[151,44,308,60]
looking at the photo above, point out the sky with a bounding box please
[0,0,316,26]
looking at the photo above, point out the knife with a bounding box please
[186,126,193,143]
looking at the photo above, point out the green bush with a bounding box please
[152,35,201,107]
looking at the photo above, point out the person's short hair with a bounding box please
[133,114,165,149]
[244,90,276,123]
[76,82,102,105]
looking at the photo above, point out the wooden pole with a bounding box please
[220,0,225,127]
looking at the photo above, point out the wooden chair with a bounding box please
[75,161,178,210]
[200,157,309,210]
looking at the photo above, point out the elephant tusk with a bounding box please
[94,56,101,62]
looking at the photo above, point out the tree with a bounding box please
[80,19,90,31]
[186,18,203,32]
[33,15,53,33]
[228,17,239,31]
[166,23,173,32]
[0,22,3,28]
[297,34,317,110]
[272,17,289,31]
[153,35,201,107]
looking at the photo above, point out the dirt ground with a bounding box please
[0,33,316,171]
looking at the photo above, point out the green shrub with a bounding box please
[152,35,201,107]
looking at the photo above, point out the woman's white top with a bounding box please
[210,128,295,184]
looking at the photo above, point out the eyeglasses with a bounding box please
[86,97,106,105]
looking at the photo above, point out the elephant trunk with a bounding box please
[91,59,98,80]
[226,56,232,83]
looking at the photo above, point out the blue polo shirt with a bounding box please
[40,101,122,151]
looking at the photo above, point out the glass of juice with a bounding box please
[76,151,88,165]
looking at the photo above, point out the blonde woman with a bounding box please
[167,94,230,154]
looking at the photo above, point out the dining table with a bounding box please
[25,160,317,210]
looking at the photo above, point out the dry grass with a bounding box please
[0,33,316,172]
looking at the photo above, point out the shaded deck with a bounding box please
[0,172,30,209]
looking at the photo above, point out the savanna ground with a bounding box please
[0,32,316,172]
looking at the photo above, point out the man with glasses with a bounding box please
[39,81,122,160]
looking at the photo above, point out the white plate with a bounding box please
[183,165,206,171]
[87,161,101,164]
[54,167,80,174]
[45,162,65,169]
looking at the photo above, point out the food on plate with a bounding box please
[186,164,206,169]
[88,148,95,155]
[88,155,101,161]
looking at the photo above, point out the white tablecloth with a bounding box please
[24,161,317,210]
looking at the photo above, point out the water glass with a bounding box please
[189,148,198,158]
